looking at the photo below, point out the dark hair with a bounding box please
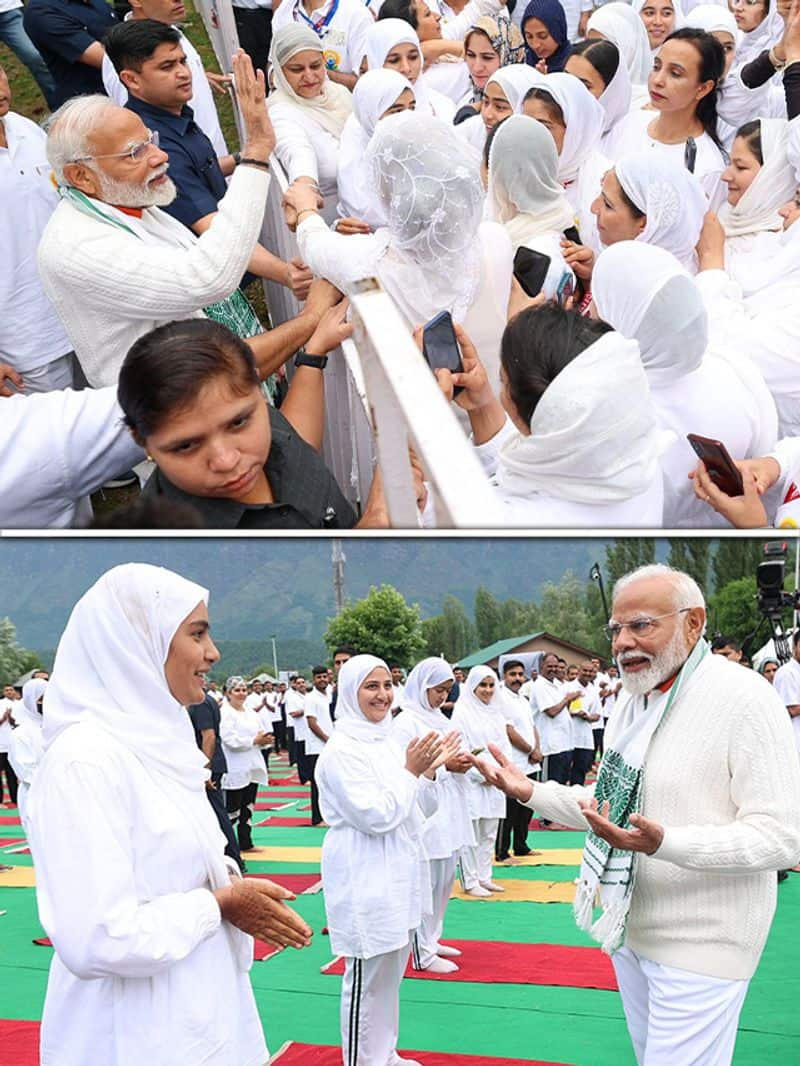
[569,38,620,88]
[735,119,763,164]
[334,644,358,657]
[105,19,181,74]
[500,306,613,426]
[482,116,506,170]
[118,319,259,440]
[89,496,204,528]
[389,662,403,671]
[662,28,725,153]
[378,0,417,29]
[312,665,329,677]
[503,659,525,674]
[712,635,741,652]
[522,86,564,124]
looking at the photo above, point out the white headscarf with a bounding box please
[593,242,706,383]
[334,654,393,742]
[487,114,575,241]
[587,3,654,85]
[594,44,633,136]
[719,119,798,239]
[19,678,47,731]
[685,4,741,45]
[729,207,800,299]
[540,72,606,186]
[496,330,668,503]
[401,657,455,733]
[450,666,508,751]
[337,69,413,227]
[485,65,545,113]
[267,24,353,137]
[365,17,418,71]
[735,0,784,65]
[631,0,687,41]
[367,111,485,325]
[615,151,708,271]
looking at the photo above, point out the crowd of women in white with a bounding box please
[264,0,800,529]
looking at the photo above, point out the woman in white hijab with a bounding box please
[393,657,475,974]
[316,654,456,1066]
[522,73,610,250]
[434,308,667,526]
[25,564,311,1066]
[287,111,514,391]
[685,4,741,146]
[695,187,800,439]
[336,68,415,231]
[590,152,708,272]
[592,241,777,527]
[267,25,354,222]
[458,63,544,149]
[365,18,456,120]
[587,2,654,103]
[565,38,633,149]
[719,117,799,270]
[451,665,511,897]
[8,677,46,829]
[732,0,785,67]
[633,0,686,57]
[486,114,577,299]
[220,675,270,855]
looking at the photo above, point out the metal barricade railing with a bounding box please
[260,158,500,528]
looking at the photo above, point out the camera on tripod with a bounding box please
[756,542,800,663]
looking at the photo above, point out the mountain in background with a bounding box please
[2,538,621,655]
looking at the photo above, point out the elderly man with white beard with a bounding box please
[36,49,340,389]
[471,563,800,1066]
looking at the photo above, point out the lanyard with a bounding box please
[295,0,340,34]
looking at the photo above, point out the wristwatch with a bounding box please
[232,151,241,166]
[294,347,328,370]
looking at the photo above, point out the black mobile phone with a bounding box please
[422,310,464,396]
[513,246,551,298]
[684,136,697,174]
[687,433,744,497]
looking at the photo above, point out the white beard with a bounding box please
[97,167,177,209]
[618,626,691,697]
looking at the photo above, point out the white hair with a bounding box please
[612,563,706,612]
[45,95,121,185]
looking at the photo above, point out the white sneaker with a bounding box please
[436,943,462,958]
[480,880,505,893]
[421,955,459,974]
[465,885,492,897]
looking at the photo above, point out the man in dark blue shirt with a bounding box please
[105,19,313,297]
[24,0,118,107]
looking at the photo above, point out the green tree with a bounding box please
[707,577,762,643]
[604,540,656,589]
[0,618,41,683]
[537,571,606,654]
[711,539,768,591]
[498,597,540,637]
[324,585,425,668]
[474,586,503,646]
[423,596,477,662]
[667,539,711,595]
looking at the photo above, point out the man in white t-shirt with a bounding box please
[774,632,800,762]
[569,661,602,786]
[532,653,581,786]
[601,664,622,728]
[206,681,223,703]
[304,665,335,824]
[390,664,406,715]
[497,660,541,861]
[0,684,19,807]
[285,676,309,780]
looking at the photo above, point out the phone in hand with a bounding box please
[513,246,551,298]
[422,310,464,397]
[556,271,575,308]
[687,433,744,497]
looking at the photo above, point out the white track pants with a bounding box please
[341,940,411,1066]
[459,818,499,890]
[411,854,457,969]
[612,946,750,1066]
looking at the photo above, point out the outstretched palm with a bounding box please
[468,744,534,803]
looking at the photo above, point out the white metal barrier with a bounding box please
[259,158,500,528]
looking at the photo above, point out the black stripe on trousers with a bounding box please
[411,932,421,970]
[348,958,362,1066]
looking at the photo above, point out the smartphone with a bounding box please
[562,225,582,245]
[513,246,551,298]
[422,310,464,396]
[556,271,575,308]
[684,136,697,174]
[687,433,744,497]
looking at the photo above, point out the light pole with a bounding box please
[590,562,611,642]
[270,635,278,681]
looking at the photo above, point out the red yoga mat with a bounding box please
[271,1043,573,1066]
[246,872,321,894]
[254,940,282,961]
[0,817,21,826]
[0,838,25,847]
[261,817,315,827]
[0,1019,39,1065]
[528,820,574,832]
[253,802,292,811]
[263,790,309,798]
[269,777,301,786]
[322,941,617,991]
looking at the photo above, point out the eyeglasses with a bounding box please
[603,608,691,642]
[70,129,161,164]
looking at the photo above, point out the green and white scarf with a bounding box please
[574,637,710,953]
[58,187,277,401]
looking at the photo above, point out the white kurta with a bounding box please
[316,731,437,958]
[8,717,43,826]
[532,675,572,756]
[27,722,267,1066]
[303,687,334,756]
[773,657,800,757]
[269,100,341,221]
[220,705,269,790]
